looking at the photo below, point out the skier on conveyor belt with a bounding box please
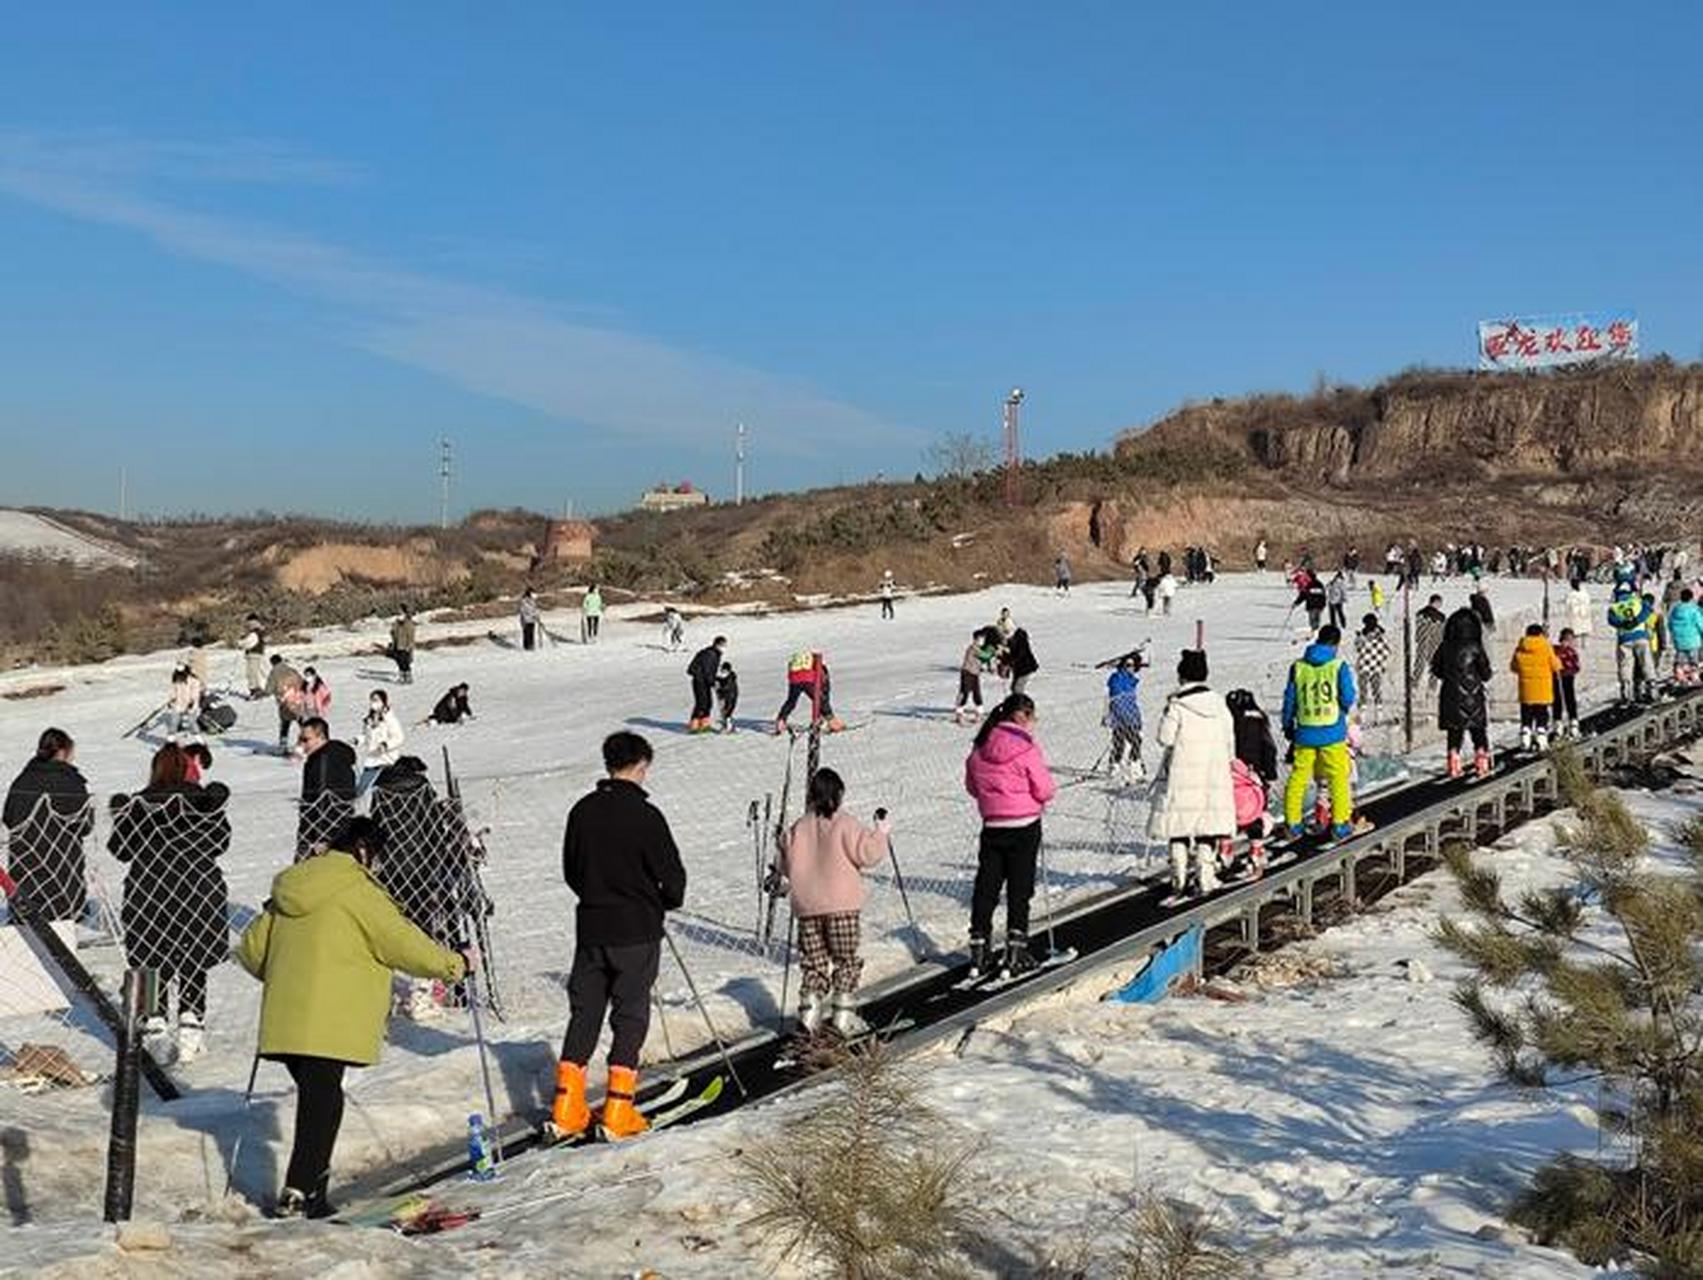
[1433,607,1493,779]
[546,732,686,1144]
[1280,624,1359,840]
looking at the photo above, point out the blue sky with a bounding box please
[1,3,1697,521]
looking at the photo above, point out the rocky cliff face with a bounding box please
[1120,362,1703,487]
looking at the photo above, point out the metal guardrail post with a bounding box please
[103,968,144,1223]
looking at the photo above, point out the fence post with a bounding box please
[103,969,144,1223]
[1402,581,1414,754]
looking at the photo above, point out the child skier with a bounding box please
[775,650,842,733]
[547,732,686,1143]
[1607,583,1656,702]
[778,767,889,1037]
[1510,623,1562,752]
[1225,688,1278,879]
[955,630,996,725]
[1104,654,1145,784]
[1353,613,1390,721]
[715,661,740,733]
[1434,608,1493,778]
[1553,628,1582,736]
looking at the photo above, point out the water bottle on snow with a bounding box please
[467,1113,497,1181]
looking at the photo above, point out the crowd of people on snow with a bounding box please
[8,534,1703,1223]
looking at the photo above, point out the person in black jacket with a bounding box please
[547,731,687,1144]
[426,684,474,726]
[109,743,231,1064]
[3,728,94,922]
[296,718,357,862]
[1433,607,1493,779]
[686,637,726,734]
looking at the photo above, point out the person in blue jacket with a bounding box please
[1104,654,1145,784]
[1606,583,1656,702]
[1280,623,1358,839]
[1667,588,1703,684]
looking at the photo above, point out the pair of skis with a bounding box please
[948,946,1079,995]
[536,1073,725,1151]
[772,1017,919,1071]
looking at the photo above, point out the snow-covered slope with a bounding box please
[0,510,136,569]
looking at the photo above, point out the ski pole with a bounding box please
[876,811,921,960]
[778,903,795,1023]
[1037,838,1058,960]
[222,1053,261,1199]
[462,942,505,1165]
[662,929,747,1098]
[653,990,677,1059]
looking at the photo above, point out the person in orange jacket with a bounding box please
[1509,623,1562,752]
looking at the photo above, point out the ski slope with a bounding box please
[3,569,1635,1272]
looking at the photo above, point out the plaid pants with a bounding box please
[797,912,862,996]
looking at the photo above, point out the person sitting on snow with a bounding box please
[425,683,475,726]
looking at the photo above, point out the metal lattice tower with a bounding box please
[1002,388,1025,506]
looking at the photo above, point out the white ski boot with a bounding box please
[1519,726,1534,753]
[175,1011,205,1064]
[830,993,870,1039]
[142,1014,175,1065]
[1534,730,1550,752]
[799,991,827,1034]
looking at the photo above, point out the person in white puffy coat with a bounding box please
[1147,649,1236,894]
[1565,580,1594,654]
[357,690,406,795]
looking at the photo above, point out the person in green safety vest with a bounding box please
[1280,623,1358,839]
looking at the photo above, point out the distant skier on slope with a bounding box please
[1104,654,1145,784]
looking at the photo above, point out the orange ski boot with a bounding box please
[598,1065,650,1141]
[545,1060,590,1141]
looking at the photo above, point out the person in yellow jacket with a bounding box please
[1509,623,1562,752]
[236,816,471,1219]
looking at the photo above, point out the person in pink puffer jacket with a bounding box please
[780,767,889,1038]
[963,693,1057,977]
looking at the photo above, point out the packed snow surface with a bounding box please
[0,571,1661,1276]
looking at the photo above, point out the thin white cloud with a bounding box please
[0,130,917,457]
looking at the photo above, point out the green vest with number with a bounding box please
[1293,657,1343,728]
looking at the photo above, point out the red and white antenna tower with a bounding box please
[1002,387,1025,506]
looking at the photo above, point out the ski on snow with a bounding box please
[949,946,1079,994]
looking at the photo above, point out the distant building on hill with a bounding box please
[541,519,596,561]
[639,482,710,513]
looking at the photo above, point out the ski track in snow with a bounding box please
[0,572,1671,1276]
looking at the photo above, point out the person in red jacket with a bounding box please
[962,693,1057,977]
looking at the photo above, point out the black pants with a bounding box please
[275,1055,349,1193]
[1328,603,1347,630]
[880,598,894,619]
[957,671,982,708]
[777,679,832,721]
[521,622,536,650]
[1520,703,1551,732]
[393,648,413,680]
[690,677,713,721]
[970,822,1041,939]
[1554,674,1578,722]
[147,967,208,1020]
[1447,725,1490,753]
[561,940,660,1069]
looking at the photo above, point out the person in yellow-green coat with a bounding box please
[236,816,471,1220]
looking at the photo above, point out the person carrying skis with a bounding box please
[389,608,416,684]
[426,683,475,726]
[1104,654,1145,784]
[1353,613,1391,720]
[236,816,472,1219]
[1225,688,1278,878]
[239,614,267,699]
[357,690,405,796]
[1280,623,1358,839]
[715,660,740,732]
[1510,623,1561,752]
[1433,607,1493,778]
[956,629,996,724]
[1553,628,1582,735]
[778,767,889,1037]
[686,637,726,733]
[581,584,604,643]
[1148,649,1236,894]
[519,589,541,651]
[963,693,1056,976]
[1607,581,1656,702]
[3,728,93,922]
[548,731,686,1142]
[1667,588,1703,684]
[775,649,842,734]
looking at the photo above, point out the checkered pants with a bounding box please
[797,912,863,996]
